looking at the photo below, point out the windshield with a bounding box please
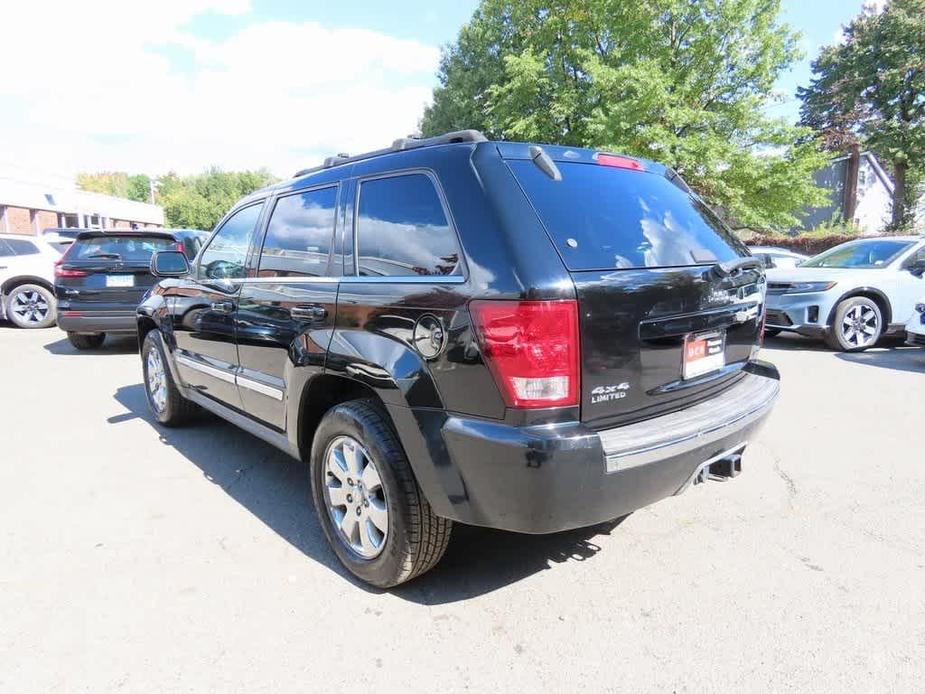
[509,160,746,270]
[71,235,175,262]
[801,240,913,269]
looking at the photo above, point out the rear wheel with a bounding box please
[825,297,883,352]
[6,284,56,329]
[310,400,451,588]
[67,332,105,350]
[142,330,197,426]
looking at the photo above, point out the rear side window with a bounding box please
[509,161,745,270]
[71,235,175,262]
[5,239,40,256]
[356,173,461,277]
[259,186,337,278]
[0,240,13,257]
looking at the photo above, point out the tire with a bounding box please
[67,332,105,350]
[825,296,883,352]
[763,327,782,338]
[310,400,452,588]
[141,329,197,426]
[5,283,57,329]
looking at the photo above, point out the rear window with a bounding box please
[71,235,175,262]
[509,161,745,270]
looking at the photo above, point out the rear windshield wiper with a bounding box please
[84,252,122,260]
[707,257,764,279]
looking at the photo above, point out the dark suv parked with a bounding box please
[137,131,780,587]
[55,229,208,349]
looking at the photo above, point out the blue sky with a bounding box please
[0,0,876,184]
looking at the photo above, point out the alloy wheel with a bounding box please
[146,348,168,413]
[323,435,389,559]
[11,289,49,325]
[841,304,879,348]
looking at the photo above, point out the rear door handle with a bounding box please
[291,304,327,321]
[211,301,235,313]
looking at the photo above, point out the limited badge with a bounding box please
[412,314,446,359]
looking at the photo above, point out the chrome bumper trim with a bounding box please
[599,372,779,473]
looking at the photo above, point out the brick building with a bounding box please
[0,177,163,235]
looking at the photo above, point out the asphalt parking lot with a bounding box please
[1,324,923,693]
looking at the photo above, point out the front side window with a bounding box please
[356,173,461,277]
[259,187,337,278]
[0,240,13,257]
[802,240,914,269]
[199,203,263,280]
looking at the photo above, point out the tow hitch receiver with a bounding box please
[677,445,746,495]
[705,454,742,482]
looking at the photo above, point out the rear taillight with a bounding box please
[54,258,86,278]
[174,242,185,255]
[469,299,580,409]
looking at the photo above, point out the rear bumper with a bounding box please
[57,311,136,334]
[907,330,925,347]
[427,362,780,534]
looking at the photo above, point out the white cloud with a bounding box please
[0,1,440,182]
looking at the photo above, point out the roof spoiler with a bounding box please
[293,130,487,178]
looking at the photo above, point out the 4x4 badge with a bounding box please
[412,314,446,359]
[590,382,630,404]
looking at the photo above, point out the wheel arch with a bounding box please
[295,373,390,462]
[1,275,55,297]
[826,287,892,327]
[293,371,455,519]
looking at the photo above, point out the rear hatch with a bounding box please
[55,232,178,311]
[505,147,765,429]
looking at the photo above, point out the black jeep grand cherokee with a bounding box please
[137,130,779,587]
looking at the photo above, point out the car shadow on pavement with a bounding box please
[112,382,624,603]
[44,334,138,355]
[835,345,925,374]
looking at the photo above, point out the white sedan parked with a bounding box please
[764,236,925,351]
[0,234,61,329]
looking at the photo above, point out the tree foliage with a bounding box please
[422,0,828,230]
[76,171,152,203]
[157,168,278,230]
[799,0,925,228]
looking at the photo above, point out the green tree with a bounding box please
[421,0,827,230]
[799,0,925,229]
[157,168,278,230]
[77,171,153,203]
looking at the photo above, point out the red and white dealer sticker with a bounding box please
[683,331,725,379]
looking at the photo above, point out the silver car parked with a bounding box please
[764,236,925,351]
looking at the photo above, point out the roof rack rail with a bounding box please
[293,130,486,178]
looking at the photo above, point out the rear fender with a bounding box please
[291,327,459,517]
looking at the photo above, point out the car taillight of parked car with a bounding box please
[54,245,87,278]
[469,299,580,408]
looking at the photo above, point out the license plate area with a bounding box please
[683,330,725,379]
[106,274,134,288]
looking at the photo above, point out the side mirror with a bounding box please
[151,250,190,278]
[908,260,925,278]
